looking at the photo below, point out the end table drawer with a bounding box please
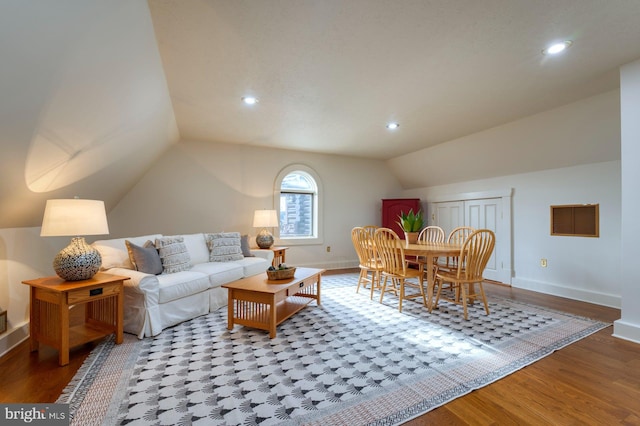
[67,283,121,304]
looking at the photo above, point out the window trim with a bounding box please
[274,164,323,246]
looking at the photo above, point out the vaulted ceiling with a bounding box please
[148,0,640,159]
[2,1,640,229]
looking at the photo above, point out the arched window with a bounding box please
[275,165,322,244]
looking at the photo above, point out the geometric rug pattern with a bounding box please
[57,273,609,425]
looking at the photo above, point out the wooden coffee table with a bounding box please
[222,267,324,338]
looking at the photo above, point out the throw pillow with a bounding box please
[155,236,191,273]
[125,240,163,275]
[240,234,255,257]
[207,232,244,262]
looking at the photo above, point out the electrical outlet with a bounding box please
[326,246,331,253]
[540,258,547,267]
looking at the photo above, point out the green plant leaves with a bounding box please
[396,209,424,232]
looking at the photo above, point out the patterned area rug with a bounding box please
[57,273,608,425]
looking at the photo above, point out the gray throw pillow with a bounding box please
[207,232,244,262]
[240,234,255,257]
[155,236,191,273]
[125,240,163,275]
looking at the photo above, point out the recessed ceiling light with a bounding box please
[386,122,400,130]
[242,96,259,105]
[543,40,572,55]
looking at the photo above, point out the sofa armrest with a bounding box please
[105,267,160,300]
[251,249,274,263]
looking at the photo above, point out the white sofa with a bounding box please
[91,233,273,338]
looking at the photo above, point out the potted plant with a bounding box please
[397,209,424,243]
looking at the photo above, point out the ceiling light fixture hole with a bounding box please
[543,40,572,55]
[242,96,259,105]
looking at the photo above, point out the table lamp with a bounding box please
[40,198,109,281]
[253,209,278,249]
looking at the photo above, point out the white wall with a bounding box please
[404,161,621,307]
[614,59,640,343]
[106,140,404,269]
[0,228,68,356]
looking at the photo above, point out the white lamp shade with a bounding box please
[41,199,109,237]
[253,209,278,228]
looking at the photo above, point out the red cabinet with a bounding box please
[381,198,420,239]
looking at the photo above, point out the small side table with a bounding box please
[270,246,288,267]
[22,273,128,366]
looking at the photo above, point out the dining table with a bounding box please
[401,241,462,309]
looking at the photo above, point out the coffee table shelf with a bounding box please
[223,267,324,338]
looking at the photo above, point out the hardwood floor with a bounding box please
[406,283,640,426]
[1,271,639,425]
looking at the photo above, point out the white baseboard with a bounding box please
[613,320,640,344]
[0,322,29,359]
[297,260,359,271]
[512,277,621,309]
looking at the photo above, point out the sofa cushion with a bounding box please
[236,256,270,277]
[190,262,244,288]
[206,232,244,262]
[156,271,210,303]
[92,234,163,270]
[155,236,191,273]
[125,240,163,275]
[180,233,210,264]
[240,234,255,257]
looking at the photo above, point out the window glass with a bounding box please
[281,173,315,191]
[280,193,313,237]
[279,171,318,239]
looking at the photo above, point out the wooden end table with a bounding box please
[22,273,128,366]
[222,267,323,338]
[269,246,288,267]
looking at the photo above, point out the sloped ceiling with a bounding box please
[0,2,178,228]
[148,0,640,159]
[2,1,640,229]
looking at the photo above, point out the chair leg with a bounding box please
[431,278,444,313]
[461,283,469,320]
[394,278,400,296]
[356,269,367,293]
[379,276,389,303]
[478,282,490,315]
[468,282,476,304]
[398,280,404,312]
[370,271,378,300]
[418,277,427,308]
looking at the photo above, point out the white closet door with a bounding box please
[464,198,500,282]
[430,189,512,285]
[433,201,464,237]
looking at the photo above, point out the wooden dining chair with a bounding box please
[374,227,426,312]
[362,225,380,237]
[351,227,384,299]
[435,226,476,300]
[438,226,476,271]
[418,226,445,244]
[414,225,446,275]
[448,226,476,244]
[431,229,495,320]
